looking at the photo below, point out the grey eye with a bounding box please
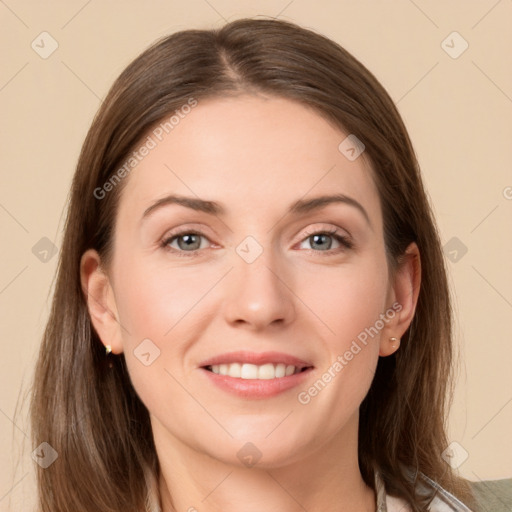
[167,233,208,251]
[300,232,342,251]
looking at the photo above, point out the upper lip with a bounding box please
[199,351,314,369]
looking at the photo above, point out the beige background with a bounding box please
[1,1,511,510]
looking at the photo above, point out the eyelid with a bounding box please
[298,224,352,242]
[161,223,216,242]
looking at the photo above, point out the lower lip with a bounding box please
[199,367,314,399]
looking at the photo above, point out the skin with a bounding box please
[81,94,421,512]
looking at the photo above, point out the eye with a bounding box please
[160,227,353,257]
[162,230,211,255]
[298,228,353,252]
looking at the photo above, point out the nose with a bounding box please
[222,249,296,331]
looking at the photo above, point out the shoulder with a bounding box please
[467,477,512,512]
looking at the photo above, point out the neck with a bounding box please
[153,411,376,512]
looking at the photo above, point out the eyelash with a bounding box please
[160,227,353,258]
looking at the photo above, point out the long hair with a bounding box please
[30,17,477,511]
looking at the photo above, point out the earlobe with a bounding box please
[379,242,421,357]
[80,249,123,354]
[379,336,401,357]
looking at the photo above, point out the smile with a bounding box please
[204,362,310,379]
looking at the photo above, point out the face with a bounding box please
[87,94,409,468]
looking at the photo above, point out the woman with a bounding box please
[30,17,482,512]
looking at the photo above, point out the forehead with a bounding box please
[116,94,381,225]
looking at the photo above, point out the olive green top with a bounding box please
[469,478,512,512]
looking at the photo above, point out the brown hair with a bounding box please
[30,17,477,511]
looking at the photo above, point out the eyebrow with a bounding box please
[141,193,372,228]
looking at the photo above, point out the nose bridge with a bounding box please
[222,236,296,329]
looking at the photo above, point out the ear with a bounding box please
[379,242,421,357]
[80,249,124,354]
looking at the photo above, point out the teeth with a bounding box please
[209,363,301,379]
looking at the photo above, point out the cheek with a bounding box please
[292,264,386,428]
[299,258,389,345]
[296,257,387,400]
[112,259,213,413]
[113,258,216,344]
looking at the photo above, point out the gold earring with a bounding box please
[105,345,112,355]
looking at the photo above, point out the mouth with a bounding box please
[197,351,315,398]
[198,350,314,380]
[199,364,314,399]
[202,362,313,380]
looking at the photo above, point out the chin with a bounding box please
[201,433,313,470]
